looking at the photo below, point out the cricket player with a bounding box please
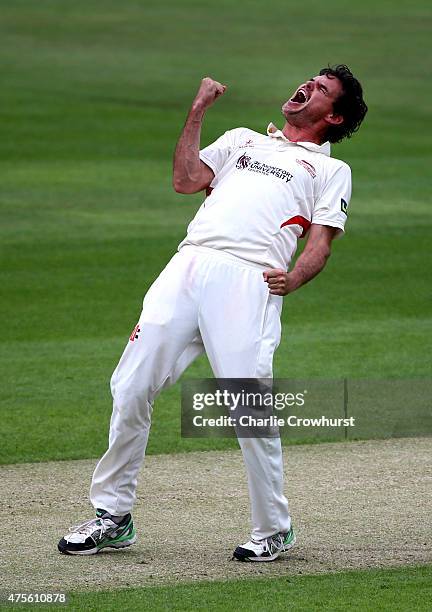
[58,65,367,561]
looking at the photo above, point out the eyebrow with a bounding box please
[310,77,329,93]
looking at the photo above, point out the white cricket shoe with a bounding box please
[233,526,296,562]
[58,509,136,555]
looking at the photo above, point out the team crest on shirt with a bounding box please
[236,153,252,169]
[296,159,317,179]
[341,198,349,215]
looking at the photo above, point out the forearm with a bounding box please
[173,77,226,194]
[173,102,206,192]
[263,236,332,296]
[288,244,331,291]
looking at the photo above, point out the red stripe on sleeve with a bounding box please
[280,215,311,238]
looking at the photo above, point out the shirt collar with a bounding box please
[267,122,331,157]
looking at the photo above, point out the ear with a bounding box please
[325,112,344,126]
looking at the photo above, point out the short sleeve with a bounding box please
[199,128,245,177]
[312,163,352,235]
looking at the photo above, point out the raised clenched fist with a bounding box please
[193,77,227,110]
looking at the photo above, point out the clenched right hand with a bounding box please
[193,77,227,110]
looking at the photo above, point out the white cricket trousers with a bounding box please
[90,245,291,540]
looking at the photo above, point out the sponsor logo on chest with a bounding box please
[235,153,293,183]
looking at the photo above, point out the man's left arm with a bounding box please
[263,224,338,296]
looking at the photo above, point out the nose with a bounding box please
[305,80,315,92]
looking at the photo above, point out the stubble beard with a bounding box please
[281,104,308,128]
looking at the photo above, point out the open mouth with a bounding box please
[290,87,309,104]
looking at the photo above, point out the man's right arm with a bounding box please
[173,77,227,194]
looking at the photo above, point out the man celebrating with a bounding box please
[58,65,367,562]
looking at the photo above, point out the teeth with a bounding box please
[291,88,307,103]
[290,87,308,104]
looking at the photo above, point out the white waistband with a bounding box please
[178,244,270,272]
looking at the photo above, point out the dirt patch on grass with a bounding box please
[1,438,431,592]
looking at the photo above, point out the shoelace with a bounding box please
[261,533,285,555]
[68,517,115,538]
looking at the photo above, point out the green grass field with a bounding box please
[65,565,432,611]
[1,0,431,609]
[4,566,432,611]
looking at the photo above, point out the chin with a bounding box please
[283,102,304,116]
[282,108,301,123]
[281,104,293,118]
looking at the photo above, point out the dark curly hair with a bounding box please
[319,64,367,144]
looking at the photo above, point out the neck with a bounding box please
[282,122,325,145]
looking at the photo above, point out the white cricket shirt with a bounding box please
[178,123,352,269]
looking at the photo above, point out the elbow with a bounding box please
[173,179,187,194]
[173,178,198,194]
[173,178,185,193]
